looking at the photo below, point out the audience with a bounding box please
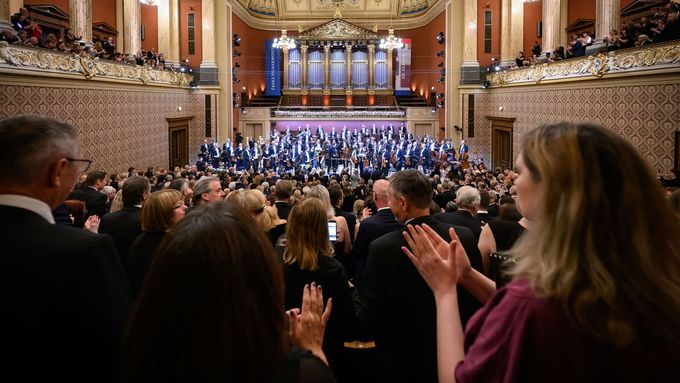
[402,122,680,382]
[122,201,335,382]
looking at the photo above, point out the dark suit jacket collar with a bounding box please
[456,210,474,218]
[403,214,438,228]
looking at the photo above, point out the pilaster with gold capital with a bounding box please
[368,44,375,89]
[122,0,140,55]
[70,0,92,44]
[596,0,620,41]
[345,43,352,89]
[282,46,290,89]
[301,44,308,89]
[0,0,14,33]
[387,48,393,89]
[323,44,330,89]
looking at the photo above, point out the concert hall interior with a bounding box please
[0,0,677,174]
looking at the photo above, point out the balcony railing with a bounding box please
[487,40,680,87]
[0,42,194,88]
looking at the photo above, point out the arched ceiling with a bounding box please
[230,0,445,30]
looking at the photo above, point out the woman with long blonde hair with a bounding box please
[403,123,680,382]
[305,185,351,263]
[282,198,360,380]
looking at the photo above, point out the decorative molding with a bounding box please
[487,42,680,87]
[272,108,406,118]
[621,0,665,18]
[229,0,447,31]
[298,19,378,41]
[0,42,194,88]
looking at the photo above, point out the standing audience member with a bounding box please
[434,186,483,240]
[99,175,150,266]
[282,198,360,382]
[122,201,335,383]
[329,185,356,244]
[126,189,186,298]
[189,175,224,210]
[306,185,352,268]
[0,115,131,382]
[275,179,295,220]
[360,170,483,383]
[403,122,680,383]
[67,170,109,218]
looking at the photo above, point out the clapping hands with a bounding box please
[84,215,100,233]
[287,283,332,365]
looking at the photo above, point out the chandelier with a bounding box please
[140,0,157,5]
[379,29,404,50]
[272,30,296,49]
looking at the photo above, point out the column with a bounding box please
[199,0,217,84]
[123,0,140,55]
[301,44,308,89]
[596,0,619,40]
[387,48,393,89]
[500,0,512,66]
[559,0,568,48]
[282,47,290,90]
[216,0,231,141]
[447,0,465,140]
[70,0,92,44]
[541,0,561,54]
[323,44,330,89]
[0,0,13,33]
[116,0,124,53]
[345,43,352,89]
[501,0,524,67]
[167,0,180,68]
[461,0,479,84]
[368,43,375,89]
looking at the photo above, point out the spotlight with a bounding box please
[189,80,197,89]
[437,101,445,108]
[440,69,446,76]
[481,80,491,88]
[180,67,185,73]
[233,50,241,57]
[234,62,240,68]
[437,61,444,68]
[437,77,445,83]
[241,107,247,114]
[436,32,445,45]
[233,34,241,46]
[184,58,189,63]
[436,50,445,58]
[233,100,239,108]
[494,65,501,72]
[436,93,444,99]
[431,107,437,113]
[232,92,240,99]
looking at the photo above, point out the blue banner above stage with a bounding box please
[265,40,281,96]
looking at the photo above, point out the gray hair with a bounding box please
[306,185,335,218]
[192,176,219,205]
[455,186,481,210]
[101,185,116,195]
[0,115,78,183]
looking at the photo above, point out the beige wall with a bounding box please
[461,75,680,173]
[0,80,217,173]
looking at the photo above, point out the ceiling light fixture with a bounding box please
[272,29,296,49]
[379,29,404,50]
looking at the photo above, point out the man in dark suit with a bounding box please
[434,178,455,210]
[487,190,500,217]
[99,175,150,267]
[476,189,498,226]
[434,185,483,240]
[67,170,108,217]
[328,185,356,243]
[361,170,483,383]
[0,115,132,382]
[273,179,293,220]
[352,179,401,289]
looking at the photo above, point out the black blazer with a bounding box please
[351,208,401,287]
[0,205,132,382]
[434,210,483,240]
[67,185,108,218]
[275,201,292,220]
[126,231,167,298]
[360,215,483,383]
[99,206,142,266]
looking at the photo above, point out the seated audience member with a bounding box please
[515,51,526,67]
[126,189,186,298]
[0,115,132,382]
[123,201,335,382]
[282,198,361,381]
[360,170,483,383]
[402,122,680,383]
[99,175,150,266]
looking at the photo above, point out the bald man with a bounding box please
[351,179,401,289]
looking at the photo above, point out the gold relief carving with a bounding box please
[0,42,193,87]
[488,42,680,87]
[299,19,378,41]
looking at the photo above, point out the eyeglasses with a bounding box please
[66,158,92,173]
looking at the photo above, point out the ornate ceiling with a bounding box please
[230,0,445,30]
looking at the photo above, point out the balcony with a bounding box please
[0,42,194,88]
[486,40,680,87]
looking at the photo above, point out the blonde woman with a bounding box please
[244,189,287,245]
[403,123,680,382]
[127,189,186,298]
[306,185,351,259]
[282,198,360,380]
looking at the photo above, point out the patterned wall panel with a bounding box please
[463,81,680,173]
[0,84,214,174]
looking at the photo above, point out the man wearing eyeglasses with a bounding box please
[0,115,132,382]
[67,170,108,218]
